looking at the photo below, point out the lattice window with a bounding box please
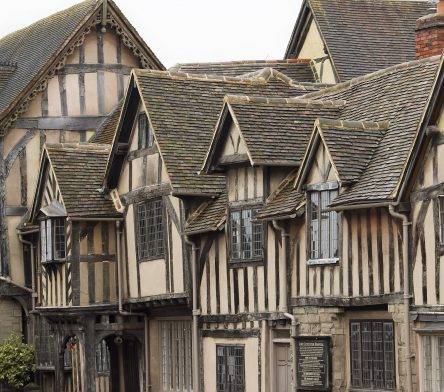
[309,187,338,261]
[350,321,395,390]
[439,197,444,245]
[216,345,245,392]
[136,198,164,261]
[40,218,66,262]
[230,207,263,262]
[160,320,193,392]
[138,113,153,150]
[95,339,111,374]
[35,317,55,368]
[422,335,444,392]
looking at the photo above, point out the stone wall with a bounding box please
[0,297,23,341]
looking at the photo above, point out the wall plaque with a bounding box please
[296,336,331,391]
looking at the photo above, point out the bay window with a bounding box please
[40,218,66,262]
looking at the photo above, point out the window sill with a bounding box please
[41,259,66,265]
[307,257,339,266]
[228,258,264,269]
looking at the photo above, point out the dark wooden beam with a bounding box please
[13,116,109,131]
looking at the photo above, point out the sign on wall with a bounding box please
[295,336,331,391]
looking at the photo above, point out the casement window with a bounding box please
[160,320,193,392]
[136,198,164,261]
[308,183,339,263]
[439,197,444,245]
[350,320,395,390]
[230,207,263,262]
[422,335,444,392]
[40,218,66,262]
[138,113,154,150]
[216,345,245,392]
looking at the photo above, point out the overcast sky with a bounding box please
[0,0,303,68]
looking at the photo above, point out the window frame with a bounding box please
[138,112,154,150]
[39,217,66,264]
[228,203,264,265]
[420,334,444,392]
[135,197,165,262]
[349,319,395,391]
[216,344,245,392]
[306,181,339,266]
[438,196,444,246]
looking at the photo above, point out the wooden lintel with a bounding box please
[79,254,116,263]
[58,63,133,75]
[291,293,403,307]
[201,328,260,338]
[13,116,108,131]
[127,146,158,161]
[121,183,171,206]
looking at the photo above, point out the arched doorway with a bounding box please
[62,335,84,392]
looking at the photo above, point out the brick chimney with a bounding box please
[416,1,444,59]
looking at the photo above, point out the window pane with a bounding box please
[350,322,362,387]
[40,221,46,262]
[423,336,433,392]
[439,337,444,391]
[252,209,263,258]
[440,198,444,245]
[329,190,338,258]
[53,219,66,260]
[137,199,164,260]
[216,346,244,392]
[241,209,252,260]
[383,322,395,389]
[231,211,241,260]
[310,192,319,259]
[46,219,52,261]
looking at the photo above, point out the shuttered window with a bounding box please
[422,335,444,392]
[136,198,164,261]
[230,207,263,262]
[216,345,245,392]
[309,187,338,262]
[350,321,395,390]
[138,113,154,149]
[40,218,66,262]
[160,320,193,392]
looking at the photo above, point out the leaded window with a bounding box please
[350,321,395,390]
[308,186,338,262]
[230,207,263,262]
[422,335,444,392]
[95,339,111,374]
[216,345,245,392]
[136,198,164,261]
[40,218,66,262]
[160,320,193,392]
[138,113,154,150]
[439,197,444,245]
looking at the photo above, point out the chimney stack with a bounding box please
[416,0,444,59]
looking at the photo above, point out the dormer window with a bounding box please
[138,113,153,150]
[307,182,339,264]
[40,218,66,262]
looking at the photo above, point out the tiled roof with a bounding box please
[134,69,322,196]
[316,118,389,183]
[218,95,344,167]
[90,100,122,145]
[171,59,317,82]
[185,193,227,235]
[0,0,99,118]
[256,170,305,220]
[46,143,118,217]
[301,56,441,206]
[287,0,434,81]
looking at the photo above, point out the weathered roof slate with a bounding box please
[171,59,317,82]
[185,193,227,235]
[316,118,389,183]
[46,143,118,217]
[286,0,434,81]
[90,100,122,145]
[134,69,322,196]
[256,170,304,220]
[301,56,441,206]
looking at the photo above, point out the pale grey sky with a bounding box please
[0,0,303,68]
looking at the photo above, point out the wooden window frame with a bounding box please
[216,344,245,392]
[39,217,66,264]
[138,112,154,150]
[135,197,165,262]
[306,181,339,266]
[419,334,444,392]
[438,196,444,246]
[349,319,395,390]
[228,203,264,265]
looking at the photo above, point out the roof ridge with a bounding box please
[316,118,390,131]
[303,55,441,99]
[224,94,346,108]
[171,58,311,69]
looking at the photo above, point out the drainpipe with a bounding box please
[272,220,289,312]
[388,205,412,392]
[184,235,200,392]
[115,220,150,392]
[284,312,298,392]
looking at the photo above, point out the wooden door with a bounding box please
[274,343,291,392]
